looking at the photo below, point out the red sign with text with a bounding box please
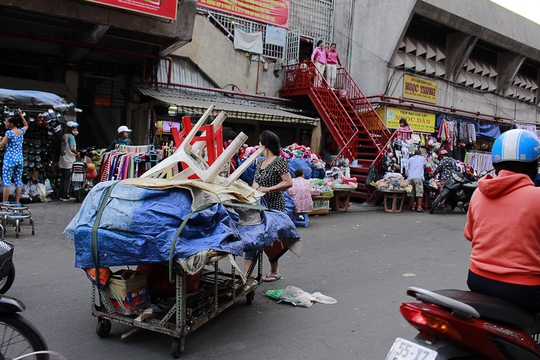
[86,0,178,20]
[198,0,289,28]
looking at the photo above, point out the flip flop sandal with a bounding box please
[262,274,282,282]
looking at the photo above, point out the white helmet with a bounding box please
[66,121,79,128]
[117,125,132,133]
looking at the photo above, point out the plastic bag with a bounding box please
[277,285,314,307]
[312,292,337,305]
[365,165,379,189]
[265,289,284,300]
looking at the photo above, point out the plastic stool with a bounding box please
[6,214,34,238]
[292,213,309,227]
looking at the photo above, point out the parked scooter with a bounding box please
[386,286,540,360]
[71,147,98,203]
[0,239,51,359]
[0,240,15,294]
[429,170,489,214]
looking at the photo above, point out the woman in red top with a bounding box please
[325,43,342,89]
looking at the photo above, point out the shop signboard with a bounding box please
[198,0,290,28]
[85,0,178,20]
[266,25,287,47]
[403,75,438,104]
[376,106,436,133]
[94,96,112,107]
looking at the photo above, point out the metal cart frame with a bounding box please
[91,251,263,358]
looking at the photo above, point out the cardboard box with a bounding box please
[309,195,332,215]
[106,270,150,315]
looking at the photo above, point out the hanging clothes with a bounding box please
[98,145,159,181]
[464,151,493,174]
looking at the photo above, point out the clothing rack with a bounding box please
[464,150,492,174]
[116,144,152,154]
[99,145,161,181]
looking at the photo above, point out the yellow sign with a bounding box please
[377,107,436,133]
[403,75,438,103]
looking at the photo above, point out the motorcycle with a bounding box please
[429,170,489,214]
[385,286,540,360]
[71,147,98,203]
[0,239,53,359]
[0,240,15,294]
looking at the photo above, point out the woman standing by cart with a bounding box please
[250,130,293,282]
[0,109,28,204]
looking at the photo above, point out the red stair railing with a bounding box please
[333,67,395,170]
[283,62,359,162]
[334,68,393,150]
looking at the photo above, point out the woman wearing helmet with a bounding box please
[432,149,457,183]
[465,129,540,312]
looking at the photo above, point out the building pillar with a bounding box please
[497,52,525,95]
[445,33,477,82]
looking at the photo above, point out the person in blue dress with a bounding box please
[0,109,28,204]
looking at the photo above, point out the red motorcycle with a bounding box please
[386,287,540,360]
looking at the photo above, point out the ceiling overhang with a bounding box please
[0,0,197,65]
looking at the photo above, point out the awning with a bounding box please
[138,88,319,126]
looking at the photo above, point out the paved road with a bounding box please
[7,199,471,359]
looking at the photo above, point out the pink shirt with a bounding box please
[287,177,313,213]
[326,50,342,66]
[396,125,412,141]
[311,47,326,64]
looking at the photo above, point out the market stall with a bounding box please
[0,88,78,202]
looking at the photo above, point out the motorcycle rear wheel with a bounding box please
[429,188,450,214]
[0,264,15,294]
[0,313,48,359]
[75,188,84,203]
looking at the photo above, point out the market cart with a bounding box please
[91,251,263,358]
[65,178,301,358]
[65,106,301,358]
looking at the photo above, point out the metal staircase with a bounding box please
[279,62,395,200]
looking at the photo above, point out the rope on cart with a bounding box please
[91,181,119,290]
[168,202,217,283]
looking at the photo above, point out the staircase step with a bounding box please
[357,144,378,149]
[356,152,377,158]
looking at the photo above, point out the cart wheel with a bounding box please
[96,318,111,338]
[246,291,255,305]
[171,337,185,358]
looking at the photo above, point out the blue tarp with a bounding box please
[64,181,300,268]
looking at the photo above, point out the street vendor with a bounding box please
[248,130,293,282]
[432,149,457,184]
[287,168,313,217]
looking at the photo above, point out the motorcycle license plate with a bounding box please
[72,173,84,182]
[385,338,437,360]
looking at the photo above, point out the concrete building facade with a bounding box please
[334,0,540,124]
[1,0,540,149]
